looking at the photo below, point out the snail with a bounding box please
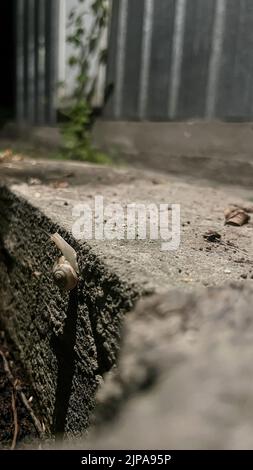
[52,256,78,291]
[50,232,79,291]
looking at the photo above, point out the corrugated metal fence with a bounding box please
[16,0,59,125]
[105,0,253,121]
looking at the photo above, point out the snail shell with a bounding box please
[53,256,78,291]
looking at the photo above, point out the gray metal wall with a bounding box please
[16,0,59,126]
[105,0,253,121]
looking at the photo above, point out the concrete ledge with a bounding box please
[87,284,253,450]
[0,123,61,149]
[2,120,253,187]
[1,158,253,438]
[93,121,253,187]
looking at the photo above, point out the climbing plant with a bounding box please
[61,0,110,163]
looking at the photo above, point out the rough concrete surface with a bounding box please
[93,121,253,187]
[1,157,253,442]
[3,120,253,187]
[86,284,253,450]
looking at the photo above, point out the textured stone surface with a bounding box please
[87,284,253,450]
[0,186,139,436]
[93,121,253,188]
[1,158,253,439]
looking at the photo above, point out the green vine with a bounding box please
[60,0,110,163]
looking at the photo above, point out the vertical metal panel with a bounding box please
[27,0,35,124]
[114,0,128,118]
[138,0,154,119]
[15,0,59,126]
[58,0,66,87]
[106,0,253,121]
[146,0,175,120]
[34,0,46,124]
[104,0,120,117]
[15,0,253,123]
[121,0,145,119]
[177,0,216,119]
[206,0,227,118]
[168,0,186,119]
[216,0,253,119]
[16,0,25,124]
[45,0,59,125]
[23,0,29,121]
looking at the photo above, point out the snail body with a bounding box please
[50,233,79,291]
[50,233,79,274]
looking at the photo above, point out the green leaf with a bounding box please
[68,56,79,66]
[89,36,98,53]
[60,0,110,165]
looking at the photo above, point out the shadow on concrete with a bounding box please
[51,286,78,437]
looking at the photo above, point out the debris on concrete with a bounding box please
[224,206,250,226]
[203,230,221,243]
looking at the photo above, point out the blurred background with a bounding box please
[1,0,253,180]
[3,0,253,125]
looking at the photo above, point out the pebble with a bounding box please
[240,273,248,279]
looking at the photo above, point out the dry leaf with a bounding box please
[12,154,23,162]
[51,180,69,189]
[224,206,250,226]
[0,149,13,162]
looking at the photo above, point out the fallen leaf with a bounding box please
[51,180,69,189]
[230,203,253,214]
[12,154,23,162]
[224,206,250,226]
[0,149,13,162]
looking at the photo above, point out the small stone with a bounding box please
[33,271,42,278]
[203,230,221,243]
[224,269,231,274]
[28,177,41,186]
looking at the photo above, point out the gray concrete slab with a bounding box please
[87,284,253,450]
[93,121,253,187]
[1,157,253,438]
